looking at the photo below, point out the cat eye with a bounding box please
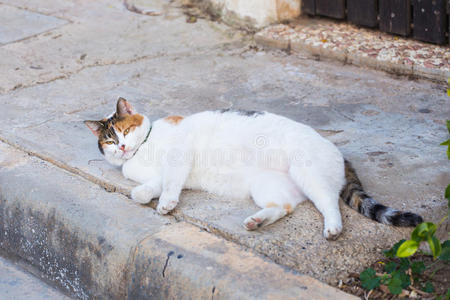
[105,141,114,145]
[124,128,130,136]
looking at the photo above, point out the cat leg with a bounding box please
[131,179,162,204]
[244,171,306,230]
[157,152,193,215]
[289,166,343,240]
[244,207,287,230]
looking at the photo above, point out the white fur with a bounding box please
[108,110,345,239]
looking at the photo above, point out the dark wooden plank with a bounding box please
[301,0,316,15]
[316,0,346,19]
[379,0,411,36]
[413,0,447,44]
[347,0,378,27]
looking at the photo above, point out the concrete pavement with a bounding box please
[0,255,71,299]
[0,0,449,297]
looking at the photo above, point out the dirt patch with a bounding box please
[338,254,449,299]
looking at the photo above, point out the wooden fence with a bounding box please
[302,0,450,45]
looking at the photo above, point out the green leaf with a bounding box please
[439,240,450,261]
[388,275,403,295]
[398,271,411,288]
[365,277,381,291]
[447,120,450,133]
[384,239,406,258]
[411,261,425,274]
[445,184,450,201]
[380,274,390,284]
[411,222,436,242]
[360,268,381,290]
[398,258,410,272]
[384,261,398,273]
[423,281,435,293]
[442,140,450,146]
[360,267,376,278]
[427,235,442,258]
[396,240,419,258]
[439,289,450,300]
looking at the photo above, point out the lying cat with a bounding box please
[85,97,423,240]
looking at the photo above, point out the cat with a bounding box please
[85,97,423,240]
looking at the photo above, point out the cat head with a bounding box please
[84,97,150,166]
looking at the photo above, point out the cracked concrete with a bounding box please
[0,3,67,45]
[0,0,242,93]
[0,0,449,296]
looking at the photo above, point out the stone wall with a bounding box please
[187,0,301,29]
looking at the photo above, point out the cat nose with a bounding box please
[120,144,126,151]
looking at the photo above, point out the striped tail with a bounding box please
[340,159,423,226]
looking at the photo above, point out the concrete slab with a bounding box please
[0,4,67,45]
[0,0,242,93]
[0,256,72,300]
[0,49,448,284]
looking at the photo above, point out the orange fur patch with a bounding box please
[164,115,184,125]
[283,204,293,214]
[350,193,362,210]
[114,114,144,132]
[266,202,279,208]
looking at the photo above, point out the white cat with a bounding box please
[85,98,422,240]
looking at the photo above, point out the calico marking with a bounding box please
[341,159,423,226]
[218,108,264,117]
[114,114,144,133]
[99,118,119,154]
[164,115,184,125]
[84,115,120,155]
[283,203,293,214]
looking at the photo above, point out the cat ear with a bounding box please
[116,97,135,117]
[84,120,104,137]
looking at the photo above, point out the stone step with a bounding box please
[0,142,356,299]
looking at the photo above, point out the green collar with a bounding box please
[131,126,152,158]
[142,126,152,144]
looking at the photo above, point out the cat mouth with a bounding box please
[120,149,135,159]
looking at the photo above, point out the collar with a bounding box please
[131,126,152,158]
[142,125,152,144]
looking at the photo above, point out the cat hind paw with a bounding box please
[243,217,264,231]
[323,224,343,240]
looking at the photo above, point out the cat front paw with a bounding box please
[156,196,178,215]
[131,185,154,204]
